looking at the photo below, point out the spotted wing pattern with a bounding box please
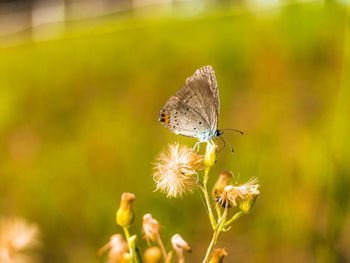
[186,65,220,121]
[159,74,219,141]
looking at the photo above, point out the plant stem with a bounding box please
[123,227,132,258]
[203,167,210,188]
[156,234,168,261]
[217,204,228,228]
[202,228,220,263]
[202,205,228,263]
[215,203,222,219]
[123,227,141,263]
[199,183,216,230]
[179,253,185,263]
[223,211,245,228]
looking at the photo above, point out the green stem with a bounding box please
[203,167,210,188]
[223,211,245,228]
[215,203,222,219]
[123,227,142,263]
[217,204,228,229]
[202,229,220,263]
[199,183,216,230]
[202,204,228,263]
[123,227,132,258]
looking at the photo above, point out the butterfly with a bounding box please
[159,65,242,151]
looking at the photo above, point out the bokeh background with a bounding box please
[0,0,349,262]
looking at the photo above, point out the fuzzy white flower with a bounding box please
[153,143,203,198]
[218,178,260,207]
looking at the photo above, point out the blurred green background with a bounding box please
[0,1,350,262]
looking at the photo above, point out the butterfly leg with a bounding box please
[207,139,215,149]
[209,139,215,147]
[193,142,201,153]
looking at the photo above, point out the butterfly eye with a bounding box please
[215,130,223,137]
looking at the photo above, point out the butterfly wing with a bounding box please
[159,77,218,141]
[186,65,220,122]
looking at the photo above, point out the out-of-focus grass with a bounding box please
[0,2,349,262]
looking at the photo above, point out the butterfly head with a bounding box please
[215,130,223,138]
[214,129,244,154]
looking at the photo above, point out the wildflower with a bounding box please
[142,214,161,243]
[153,143,203,198]
[204,142,217,168]
[116,193,136,228]
[212,170,233,199]
[143,214,168,260]
[171,234,191,262]
[0,217,39,263]
[218,178,260,208]
[98,234,129,263]
[209,248,227,263]
[144,247,162,263]
[238,181,260,213]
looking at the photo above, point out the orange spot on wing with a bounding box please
[159,111,170,124]
[164,114,170,124]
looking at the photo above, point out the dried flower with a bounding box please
[212,170,233,199]
[0,217,39,263]
[98,234,129,263]
[218,178,260,208]
[116,193,135,228]
[171,234,191,255]
[144,247,162,263]
[153,143,203,198]
[142,214,161,243]
[143,214,168,260]
[209,248,227,263]
[204,142,217,168]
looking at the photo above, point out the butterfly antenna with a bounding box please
[217,136,226,153]
[220,129,244,135]
[221,133,234,154]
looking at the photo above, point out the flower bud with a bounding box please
[144,247,162,263]
[116,193,135,228]
[142,214,161,243]
[239,194,258,213]
[209,248,227,263]
[204,142,217,168]
[212,170,233,199]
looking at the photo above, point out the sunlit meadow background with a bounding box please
[0,0,349,262]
